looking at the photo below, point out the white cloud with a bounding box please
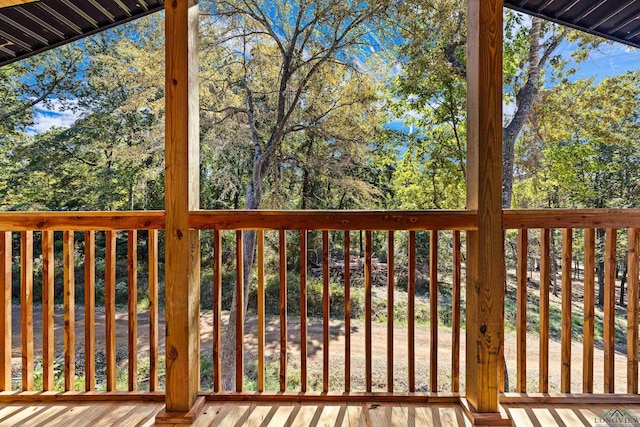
[26,99,81,135]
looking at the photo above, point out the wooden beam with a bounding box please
[21,231,34,391]
[84,231,95,391]
[628,228,639,394]
[465,0,504,416]
[582,228,595,394]
[0,232,11,391]
[148,229,159,392]
[0,211,163,231]
[604,228,616,393]
[163,0,201,416]
[212,230,222,392]
[504,208,640,229]
[189,210,477,231]
[0,1,37,8]
[516,229,527,393]
[560,228,572,393]
[105,230,116,391]
[43,231,55,391]
[451,231,461,393]
[63,231,75,392]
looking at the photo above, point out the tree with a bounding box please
[389,3,601,209]
[0,45,82,136]
[201,0,391,389]
[3,19,166,212]
[520,72,640,305]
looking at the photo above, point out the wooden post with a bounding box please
[0,232,11,391]
[463,0,507,423]
[158,0,203,422]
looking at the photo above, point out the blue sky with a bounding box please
[560,42,638,81]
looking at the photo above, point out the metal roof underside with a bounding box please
[0,0,638,68]
[504,0,640,48]
[0,0,164,67]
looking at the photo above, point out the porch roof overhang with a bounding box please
[0,0,638,68]
[504,0,640,49]
[0,0,164,67]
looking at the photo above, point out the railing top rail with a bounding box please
[189,210,478,231]
[3,208,640,232]
[504,208,640,230]
[0,211,164,231]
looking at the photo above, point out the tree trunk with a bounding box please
[620,263,628,306]
[597,228,606,306]
[550,230,559,296]
[220,181,260,390]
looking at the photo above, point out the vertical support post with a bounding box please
[128,230,138,391]
[63,231,75,392]
[583,228,595,394]
[464,0,505,419]
[161,0,202,419]
[43,231,55,391]
[516,229,527,393]
[21,231,34,391]
[149,229,159,392]
[84,231,95,391]
[0,232,11,391]
[561,228,573,393]
[628,228,639,394]
[105,230,117,391]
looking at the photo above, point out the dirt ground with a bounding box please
[9,304,632,393]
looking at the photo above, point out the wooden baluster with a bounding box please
[257,230,265,392]
[105,230,117,391]
[387,230,394,393]
[148,230,159,392]
[430,230,438,392]
[408,230,416,392]
[322,230,330,393]
[84,231,95,391]
[583,228,595,394]
[21,231,33,391]
[0,232,10,391]
[300,230,308,392]
[42,231,55,391]
[452,231,461,393]
[128,230,138,391]
[516,229,528,393]
[344,231,351,393]
[561,228,573,393]
[365,230,373,392]
[212,230,222,392]
[499,230,505,394]
[279,230,287,392]
[539,228,550,393]
[236,230,244,392]
[628,228,639,394]
[63,231,75,391]
[604,228,617,393]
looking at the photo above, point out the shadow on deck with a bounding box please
[2,401,640,426]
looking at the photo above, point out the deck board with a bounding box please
[1,401,640,426]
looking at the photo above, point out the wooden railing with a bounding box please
[2,209,640,405]
[503,209,640,401]
[0,212,164,398]
[195,210,475,398]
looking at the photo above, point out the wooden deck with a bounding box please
[1,401,640,426]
